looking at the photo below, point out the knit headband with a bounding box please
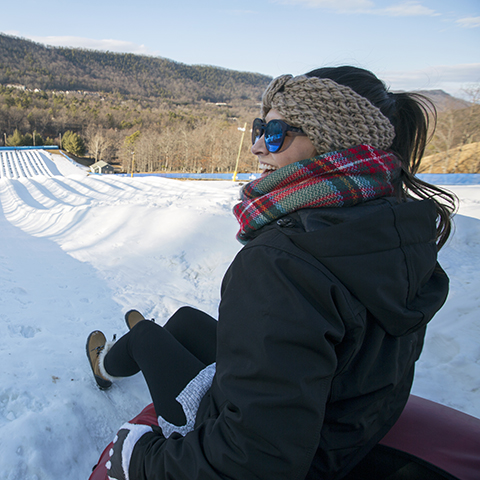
[261,74,396,154]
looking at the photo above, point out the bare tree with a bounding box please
[84,124,114,162]
[452,85,480,173]
[427,90,480,173]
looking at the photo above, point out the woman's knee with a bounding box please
[129,319,165,344]
[166,307,216,334]
[168,306,200,326]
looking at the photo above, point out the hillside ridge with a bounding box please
[2,33,471,109]
[0,33,271,104]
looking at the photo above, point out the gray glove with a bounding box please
[106,423,153,480]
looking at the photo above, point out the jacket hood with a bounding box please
[285,198,449,336]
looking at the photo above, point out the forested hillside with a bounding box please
[0,34,271,173]
[0,34,270,103]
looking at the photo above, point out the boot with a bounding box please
[86,330,116,390]
[124,309,154,330]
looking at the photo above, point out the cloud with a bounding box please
[377,1,438,17]
[271,0,374,10]
[3,30,21,36]
[271,0,438,16]
[229,9,258,15]
[382,63,480,97]
[22,35,152,55]
[456,16,480,29]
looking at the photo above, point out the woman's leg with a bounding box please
[103,320,205,426]
[163,306,217,365]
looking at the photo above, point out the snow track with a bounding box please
[0,149,56,179]
[0,151,243,479]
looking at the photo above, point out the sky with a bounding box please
[1,0,479,98]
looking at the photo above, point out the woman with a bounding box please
[87,66,456,480]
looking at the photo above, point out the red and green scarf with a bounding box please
[234,144,401,243]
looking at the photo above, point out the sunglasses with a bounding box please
[252,118,306,153]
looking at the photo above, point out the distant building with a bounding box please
[5,84,26,91]
[90,161,114,174]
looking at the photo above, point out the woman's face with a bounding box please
[251,109,317,174]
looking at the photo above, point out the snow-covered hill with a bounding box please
[0,150,479,479]
[1,149,58,179]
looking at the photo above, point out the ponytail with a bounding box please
[389,92,457,249]
[306,66,457,249]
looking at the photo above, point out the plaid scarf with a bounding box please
[234,144,401,243]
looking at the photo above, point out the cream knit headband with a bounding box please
[261,74,396,154]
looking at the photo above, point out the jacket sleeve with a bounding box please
[129,231,350,480]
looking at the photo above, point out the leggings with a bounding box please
[103,307,217,426]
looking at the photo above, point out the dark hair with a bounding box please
[306,66,457,249]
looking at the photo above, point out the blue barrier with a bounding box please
[117,172,261,181]
[118,172,480,184]
[0,145,59,151]
[417,174,480,185]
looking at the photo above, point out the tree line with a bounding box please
[0,85,260,173]
[0,33,272,173]
[2,82,479,174]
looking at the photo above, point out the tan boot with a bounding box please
[86,330,115,390]
[124,309,154,330]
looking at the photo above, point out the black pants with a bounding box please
[103,307,217,426]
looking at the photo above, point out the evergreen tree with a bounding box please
[23,133,34,146]
[6,129,25,146]
[62,130,86,156]
[33,132,44,146]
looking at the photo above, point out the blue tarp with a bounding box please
[118,172,480,184]
[0,146,59,150]
[417,174,480,185]
[117,172,262,181]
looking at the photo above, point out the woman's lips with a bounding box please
[259,162,277,172]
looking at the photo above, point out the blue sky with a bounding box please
[1,0,479,98]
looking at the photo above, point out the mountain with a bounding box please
[2,33,472,112]
[0,33,271,104]
[415,89,471,112]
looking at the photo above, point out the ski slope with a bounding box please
[0,149,60,179]
[0,149,479,479]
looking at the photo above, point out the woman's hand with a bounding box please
[106,423,153,480]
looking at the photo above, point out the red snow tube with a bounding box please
[89,403,157,480]
[89,395,480,480]
[377,395,480,480]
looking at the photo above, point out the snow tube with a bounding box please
[89,395,480,480]
[378,395,480,480]
[89,403,157,480]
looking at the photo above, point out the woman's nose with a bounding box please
[251,135,268,155]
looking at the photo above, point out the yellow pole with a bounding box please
[233,122,247,182]
[131,151,135,178]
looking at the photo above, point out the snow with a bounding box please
[0,150,479,479]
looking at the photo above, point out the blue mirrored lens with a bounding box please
[252,119,265,145]
[265,122,284,152]
[252,119,293,153]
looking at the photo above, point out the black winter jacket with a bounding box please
[130,197,449,479]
